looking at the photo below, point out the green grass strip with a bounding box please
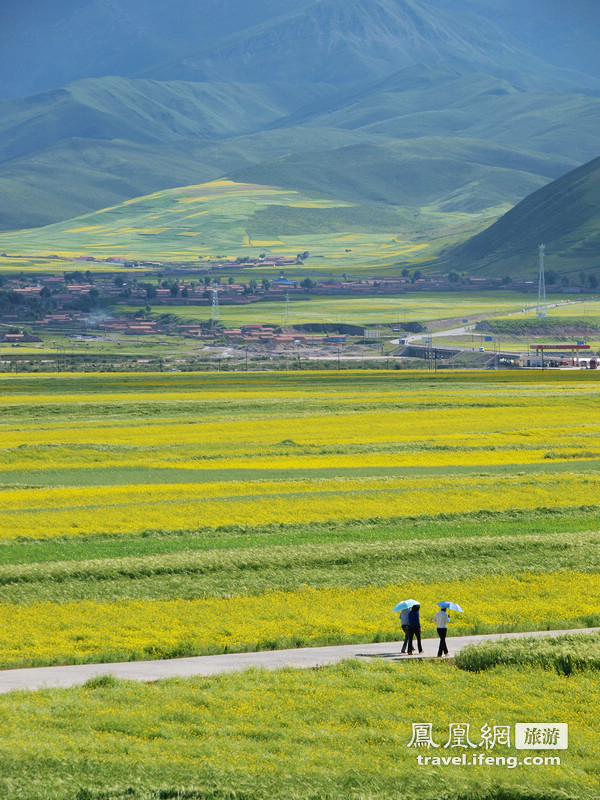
[456,631,600,674]
[0,529,598,605]
[0,505,598,567]
[5,458,600,489]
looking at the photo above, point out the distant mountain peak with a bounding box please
[138,0,544,84]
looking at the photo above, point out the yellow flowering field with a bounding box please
[2,470,600,540]
[0,571,596,668]
[2,401,600,451]
[0,370,599,664]
[1,441,598,473]
[0,371,599,799]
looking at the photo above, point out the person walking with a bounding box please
[399,607,411,654]
[407,604,423,654]
[434,607,450,657]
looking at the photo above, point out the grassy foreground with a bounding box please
[0,660,598,800]
[456,631,600,675]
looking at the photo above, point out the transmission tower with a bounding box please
[537,244,547,318]
[284,292,290,325]
[211,281,220,321]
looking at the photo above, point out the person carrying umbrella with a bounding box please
[392,599,419,655]
[399,607,411,654]
[434,601,464,657]
[407,604,423,655]
[433,606,450,657]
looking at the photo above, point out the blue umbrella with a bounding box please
[392,599,420,612]
[438,601,464,613]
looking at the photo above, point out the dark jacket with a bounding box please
[408,608,421,629]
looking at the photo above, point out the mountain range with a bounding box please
[1,0,599,274]
[3,0,598,98]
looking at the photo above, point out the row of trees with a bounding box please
[446,268,599,288]
[0,289,56,318]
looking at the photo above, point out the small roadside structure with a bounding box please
[528,343,595,367]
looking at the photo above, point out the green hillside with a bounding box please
[1,0,599,276]
[0,76,334,163]
[7,155,600,278]
[233,137,570,213]
[1,56,598,238]
[295,69,600,164]
[447,156,600,275]
[0,67,590,233]
[0,126,386,231]
[0,178,487,270]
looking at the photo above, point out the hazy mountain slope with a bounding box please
[232,138,575,212]
[138,0,561,86]
[0,0,310,99]
[447,156,600,272]
[1,0,598,100]
[0,76,334,163]
[427,0,600,78]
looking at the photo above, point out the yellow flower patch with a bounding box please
[0,572,596,668]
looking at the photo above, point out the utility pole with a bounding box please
[537,244,547,318]
[426,334,433,369]
[211,280,220,322]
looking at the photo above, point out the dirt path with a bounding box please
[0,627,598,694]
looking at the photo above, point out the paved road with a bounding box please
[0,627,598,694]
[391,298,596,346]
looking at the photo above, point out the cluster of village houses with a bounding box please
[0,320,346,346]
[0,260,557,345]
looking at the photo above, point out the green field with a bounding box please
[1,370,599,798]
[121,292,542,328]
[459,300,600,351]
[0,659,598,800]
[488,300,600,324]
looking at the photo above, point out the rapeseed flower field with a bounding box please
[0,572,597,668]
[1,370,599,665]
[0,370,599,799]
[3,471,600,540]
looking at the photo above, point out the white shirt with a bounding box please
[434,610,450,628]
